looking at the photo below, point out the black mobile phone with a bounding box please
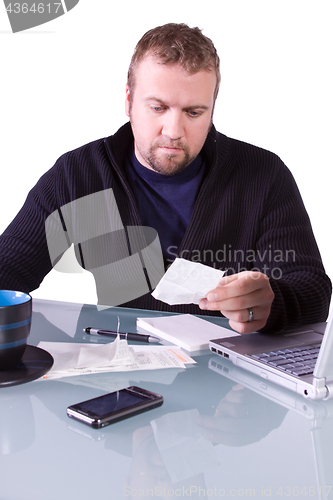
[66,386,163,429]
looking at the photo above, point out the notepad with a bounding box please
[137,314,239,352]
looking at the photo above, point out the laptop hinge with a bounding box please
[323,381,333,400]
[304,377,329,400]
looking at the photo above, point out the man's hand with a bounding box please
[199,271,274,333]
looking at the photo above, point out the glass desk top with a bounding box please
[1,299,332,499]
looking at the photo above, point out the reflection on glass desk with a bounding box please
[1,299,333,499]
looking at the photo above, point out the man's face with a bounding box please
[125,55,217,175]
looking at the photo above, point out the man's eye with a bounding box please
[187,110,201,117]
[152,106,165,112]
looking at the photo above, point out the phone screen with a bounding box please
[75,390,150,417]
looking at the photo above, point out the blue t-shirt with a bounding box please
[124,151,206,264]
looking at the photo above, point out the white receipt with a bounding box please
[152,258,225,305]
[37,338,195,380]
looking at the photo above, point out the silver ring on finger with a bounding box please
[248,308,254,322]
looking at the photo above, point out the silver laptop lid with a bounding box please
[314,310,333,379]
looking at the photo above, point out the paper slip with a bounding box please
[152,258,225,305]
[137,314,240,352]
[37,338,195,380]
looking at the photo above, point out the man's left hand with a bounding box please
[199,271,274,333]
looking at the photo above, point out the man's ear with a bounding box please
[125,83,131,117]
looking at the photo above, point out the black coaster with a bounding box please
[0,345,54,387]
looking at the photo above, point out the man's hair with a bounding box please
[127,23,221,101]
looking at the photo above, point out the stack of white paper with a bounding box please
[137,314,239,353]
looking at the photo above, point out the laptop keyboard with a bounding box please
[249,343,321,376]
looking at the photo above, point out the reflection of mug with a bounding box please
[0,290,32,371]
[0,393,35,455]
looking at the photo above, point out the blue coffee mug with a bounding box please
[0,291,32,371]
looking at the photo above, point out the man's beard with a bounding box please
[139,141,194,176]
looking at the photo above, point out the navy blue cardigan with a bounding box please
[0,123,331,332]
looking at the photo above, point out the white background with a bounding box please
[1,0,332,306]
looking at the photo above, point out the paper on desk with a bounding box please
[37,338,195,380]
[152,258,225,305]
[137,314,240,352]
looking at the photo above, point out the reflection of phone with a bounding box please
[66,386,163,429]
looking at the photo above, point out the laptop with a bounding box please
[209,310,333,400]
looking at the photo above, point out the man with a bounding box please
[0,23,330,333]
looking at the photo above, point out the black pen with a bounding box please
[84,327,161,343]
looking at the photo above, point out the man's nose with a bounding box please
[162,111,184,140]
